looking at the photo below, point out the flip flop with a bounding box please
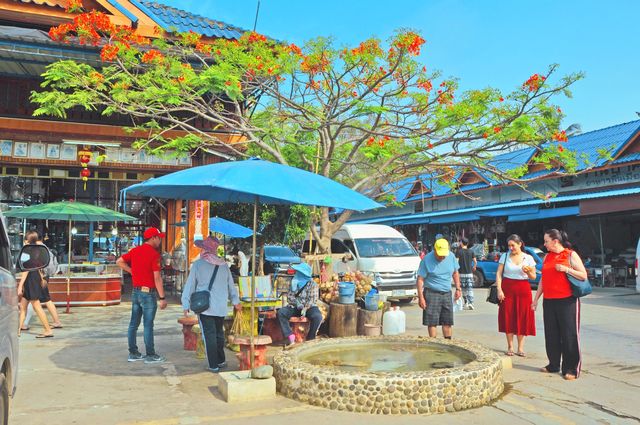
[35,334,54,338]
[20,327,30,331]
[52,324,63,329]
[516,352,526,357]
[505,350,514,356]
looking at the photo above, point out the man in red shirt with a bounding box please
[117,227,168,364]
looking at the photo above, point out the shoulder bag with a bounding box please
[189,265,220,314]
[567,251,592,298]
[487,254,507,305]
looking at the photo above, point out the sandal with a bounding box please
[35,334,54,338]
[516,352,526,357]
[52,324,63,329]
[505,350,514,356]
[20,326,30,331]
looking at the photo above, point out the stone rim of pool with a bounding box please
[273,335,504,415]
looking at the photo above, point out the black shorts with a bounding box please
[422,288,454,326]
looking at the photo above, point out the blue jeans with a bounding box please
[277,305,323,340]
[128,288,158,356]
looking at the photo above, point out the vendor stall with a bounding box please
[48,264,122,307]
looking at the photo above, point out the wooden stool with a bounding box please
[289,316,310,343]
[177,316,199,351]
[329,303,357,337]
[233,335,272,370]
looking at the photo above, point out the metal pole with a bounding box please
[250,197,258,371]
[66,220,72,314]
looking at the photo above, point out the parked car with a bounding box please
[262,245,302,277]
[0,213,50,425]
[474,246,543,288]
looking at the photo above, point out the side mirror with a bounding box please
[18,245,51,271]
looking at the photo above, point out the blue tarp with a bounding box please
[508,206,580,222]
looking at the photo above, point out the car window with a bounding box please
[354,238,417,258]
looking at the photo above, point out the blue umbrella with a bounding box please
[122,158,382,369]
[171,217,253,238]
[122,158,381,210]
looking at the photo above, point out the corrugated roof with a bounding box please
[132,0,247,39]
[544,120,640,170]
[14,0,66,8]
[351,186,640,225]
[612,152,640,165]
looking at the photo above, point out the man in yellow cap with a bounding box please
[416,238,461,338]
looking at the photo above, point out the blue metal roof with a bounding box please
[132,1,247,39]
[350,185,640,225]
[612,152,640,165]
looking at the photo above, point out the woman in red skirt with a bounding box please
[496,234,537,356]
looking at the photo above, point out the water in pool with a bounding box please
[300,342,475,373]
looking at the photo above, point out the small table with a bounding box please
[238,299,281,336]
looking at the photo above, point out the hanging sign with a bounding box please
[194,200,204,241]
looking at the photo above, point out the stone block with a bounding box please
[501,356,512,369]
[218,370,276,403]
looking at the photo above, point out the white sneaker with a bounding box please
[467,304,475,310]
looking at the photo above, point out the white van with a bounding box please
[307,224,421,301]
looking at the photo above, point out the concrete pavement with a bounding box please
[9,287,640,425]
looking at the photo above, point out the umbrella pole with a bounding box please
[66,220,72,314]
[250,198,257,371]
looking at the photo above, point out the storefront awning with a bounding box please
[429,212,481,224]
[507,206,580,222]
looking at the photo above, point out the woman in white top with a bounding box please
[496,234,537,357]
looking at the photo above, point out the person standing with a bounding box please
[456,237,477,310]
[182,236,241,372]
[17,232,54,338]
[533,229,587,381]
[116,227,167,364]
[277,263,323,345]
[416,238,461,338]
[496,234,537,356]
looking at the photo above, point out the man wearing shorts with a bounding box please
[416,238,461,338]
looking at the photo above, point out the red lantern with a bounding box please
[78,149,93,191]
[80,168,91,178]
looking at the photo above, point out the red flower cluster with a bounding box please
[288,43,302,56]
[523,73,546,92]
[65,0,83,13]
[494,126,502,134]
[247,32,267,43]
[552,130,568,142]
[301,54,329,74]
[100,44,119,61]
[351,39,382,56]
[182,30,201,46]
[141,50,164,64]
[417,80,432,92]
[393,32,426,56]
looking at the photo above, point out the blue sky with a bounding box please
[161,0,640,132]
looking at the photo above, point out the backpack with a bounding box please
[44,247,59,278]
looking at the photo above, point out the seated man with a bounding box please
[276,263,322,345]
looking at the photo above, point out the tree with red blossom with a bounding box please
[32,8,587,253]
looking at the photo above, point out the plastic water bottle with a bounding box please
[382,307,406,335]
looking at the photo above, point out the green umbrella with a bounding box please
[5,201,137,313]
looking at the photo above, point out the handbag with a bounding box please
[189,265,220,314]
[487,254,507,304]
[567,252,592,298]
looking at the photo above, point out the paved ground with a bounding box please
[9,287,640,425]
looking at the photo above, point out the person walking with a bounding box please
[456,237,477,310]
[182,236,241,372]
[277,263,323,345]
[21,230,62,331]
[533,229,587,381]
[17,232,54,338]
[416,238,461,338]
[116,227,168,364]
[496,234,537,357]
